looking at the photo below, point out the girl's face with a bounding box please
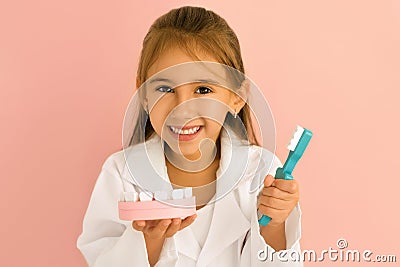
[142,47,243,161]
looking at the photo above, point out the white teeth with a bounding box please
[154,191,168,201]
[183,187,192,198]
[124,191,139,202]
[171,189,184,200]
[124,188,193,202]
[169,126,200,135]
[139,191,153,201]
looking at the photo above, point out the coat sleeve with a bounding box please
[76,154,179,267]
[246,204,303,266]
[241,153,304,266]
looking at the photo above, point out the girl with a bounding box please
[77,6,302,267]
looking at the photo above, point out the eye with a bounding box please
[156,86,174,93]
[195,86,213,94]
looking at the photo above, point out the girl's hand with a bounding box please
[132,214,197,239]
[257,174,299,227]
[132,215,197,266]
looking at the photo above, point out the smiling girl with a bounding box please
[77,6,302,267]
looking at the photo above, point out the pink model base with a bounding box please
[118,196,197,221]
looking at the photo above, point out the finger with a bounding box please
[165,218,181,237]
[258,204,286,220]
[272,179,299,194]
[179,214,197,230]
[145,219,171,238]
[258,205,287,226]
[264,174,275,187]
[132,220,146,232]
[145,220,159,229]
[262,186,292,200]
[258,195,292,210]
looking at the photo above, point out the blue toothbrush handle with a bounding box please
[258,126,312,227]
[258,213,272,226]
[258,171,293,226]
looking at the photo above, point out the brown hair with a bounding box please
[131,6,259,146]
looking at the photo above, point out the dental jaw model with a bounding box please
[118,188,196,221]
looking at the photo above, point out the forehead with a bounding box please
[146,46,219,79]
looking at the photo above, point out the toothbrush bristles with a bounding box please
[287,125,304,151]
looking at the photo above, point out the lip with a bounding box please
[167,125,202,141]
[168,125,202,130]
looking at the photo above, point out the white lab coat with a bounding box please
[77,126,303,267]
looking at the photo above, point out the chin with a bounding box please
[176,148,200,159]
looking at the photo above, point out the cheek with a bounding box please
[148,100,172,133]
[204,119,224,136]
[149,112,168,134]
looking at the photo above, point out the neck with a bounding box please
[166,153,219,208]
[165,138,221,185]
[164,138,221,173]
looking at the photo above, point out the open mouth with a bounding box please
[167,125,202,141]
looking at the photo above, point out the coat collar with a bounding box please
[121,125,256,193]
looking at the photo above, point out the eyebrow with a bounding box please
[148,78,174,84]
[147,77,221,85]
[194,79,220,84]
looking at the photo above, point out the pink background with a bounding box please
[1,1,399,266]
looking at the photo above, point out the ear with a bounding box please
[231,79,249,112]
[142,98,149,114]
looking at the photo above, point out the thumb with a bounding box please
[264,174,275,187]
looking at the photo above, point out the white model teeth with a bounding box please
[154,191,168,201]
[172,189,184,200]
[139,191,153,201]
[123,191,139,202]
[123,187,193,202]
[183,188,192,198]
[169,126,200,135]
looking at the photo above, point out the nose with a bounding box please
[170,85,199,121]
[174,84,193,105]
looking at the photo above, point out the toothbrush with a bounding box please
[118,188,196,221]
[258,125,313,226]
